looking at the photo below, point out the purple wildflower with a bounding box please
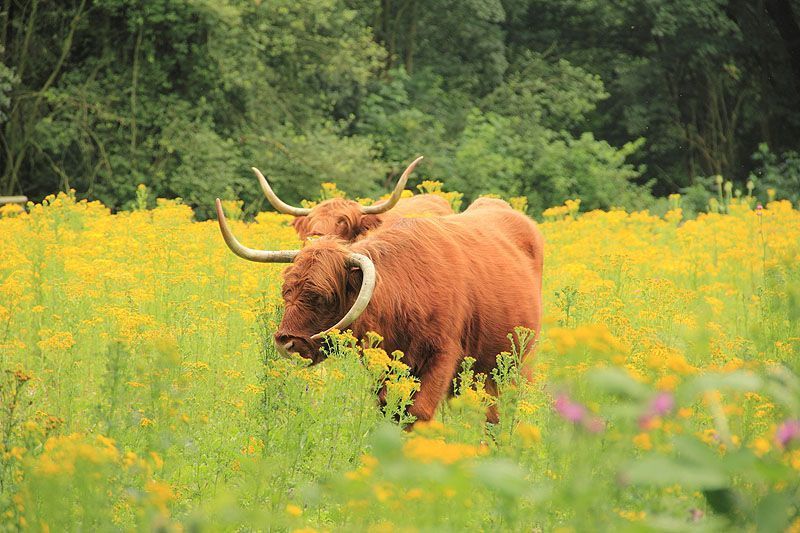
[651,392,675,416]
[582,416,605,433]
[638,392,675,429]
[553,393,605,433]
[554,393,586,422]
[775,419,800,449]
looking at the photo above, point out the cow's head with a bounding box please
[253,156,423,241]
[291,198,382,241]
[215,200,376,363]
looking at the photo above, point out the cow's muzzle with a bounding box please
[274,333,318,363]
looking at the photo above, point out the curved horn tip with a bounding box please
[400,156,423,176]
[399,156,424,180]
[310,253,376,339]
[406,155,424,172]
[252,167,311,217]
[215,203,301,264]
[360,157,424,215]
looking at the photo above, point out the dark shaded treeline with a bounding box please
[2,0,799,217]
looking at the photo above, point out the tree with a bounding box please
[502,0,800,192]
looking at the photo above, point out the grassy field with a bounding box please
[1,192,799,531]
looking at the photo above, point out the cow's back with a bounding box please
[351,211,542,378]
[384,194,453,221]
[463,200,542,260]
[464,197,512,212]
[443,208,543,369]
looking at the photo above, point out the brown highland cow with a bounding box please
[253,156,453,241]
[215,197,543,423]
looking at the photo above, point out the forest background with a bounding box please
[2,0,800,219]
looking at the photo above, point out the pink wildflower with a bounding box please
[775,419,800,449]
[554,393,586,422]
[638,392,675,429]
[553,393,606,433]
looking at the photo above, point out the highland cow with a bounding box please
[464,197,543,277]
[253,157,453,241]
[215,198,543,423]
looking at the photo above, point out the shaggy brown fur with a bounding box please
[465,197,513,212]
[464,198,543,274]
[275,203,544,423]
[292,194,453,241]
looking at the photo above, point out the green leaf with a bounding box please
[587,367,651,400]
[471,459,529,499]
[756,492,793,533]
[684,371,762,397]
[673,435,723,466]
[702,488,742,519]
[622,456,728,489]
[370,423,403,460]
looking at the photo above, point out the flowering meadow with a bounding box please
[1,191,799,531]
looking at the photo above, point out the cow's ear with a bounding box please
[292,216,310,239]
[346,266,363,294]
[357,214,382,235]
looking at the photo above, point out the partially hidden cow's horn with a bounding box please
[310,252,375,340]
[252,167,311,217]
[361,156,423,215]
[216,198,299,262]
[216,199,376,339]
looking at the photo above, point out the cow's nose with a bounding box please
[274,333,296,357]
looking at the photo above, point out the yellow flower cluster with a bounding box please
[508,196,529,213]
[515,423,542,444]
[402,436,487,465]
[363,347,392,374]
[416,180,463,211]
[320,182,347,200]
[344,454,380,481]
[2,189,799,530]
[29,433,164,489]
[542,198,581,219]
[385,376,419,402]
[546,323,629,359]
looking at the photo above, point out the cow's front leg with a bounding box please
[407,346,461,423]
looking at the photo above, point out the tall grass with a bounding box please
[0,193,798,530]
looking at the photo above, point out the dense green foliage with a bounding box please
[2,0,800,215]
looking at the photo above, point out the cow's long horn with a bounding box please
[361,156,423,215]
[218,198,374,338]
[253,167,311,217]
[216,199,299,262]
[310,253,376,340]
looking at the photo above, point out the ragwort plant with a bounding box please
[1,191,800,530]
